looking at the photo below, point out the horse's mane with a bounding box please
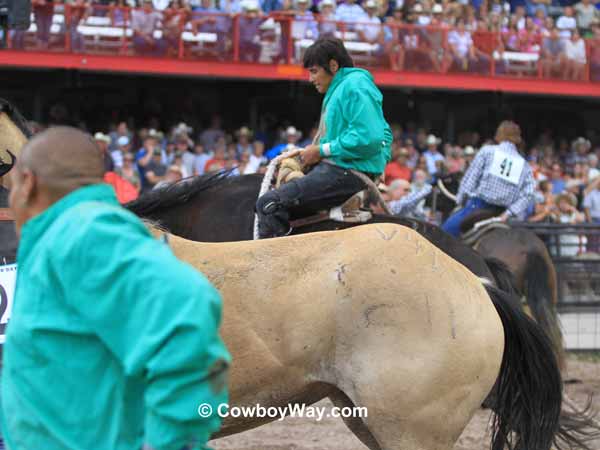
[0,98,32,138]
[125,169,236,217]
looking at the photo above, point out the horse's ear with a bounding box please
[0,150,16,178]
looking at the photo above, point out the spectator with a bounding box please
[575,0,599,32]
[528,179,556,222]
[446,146,465,173]
[356,0,385,52]
[204,143,227,173]
[112,135,131,168]
[588,153,600,180]
[404,139,419,169]
[590,20,600,81]
[199,114,225,151]
[94,132,114,173]
[67,0,92,53]
[110,0,129,27]
[177,136,196,176]
[584,175,600,223]
[555,192,586,255]
[525,0,550,18]
[154,164,184,189]
[145,148,169,189]
[549,163,567,194]
[116,152,142,192]
[173,151,191,177]
[136,134,160,191]
[318,0,337,37]
[235,126,254,156]
[564,29,587,80]
[514,6,527,30]
[32,0,54,50]
[443,18,490,74]
[423,134,445,176]
[238,1,265,62]
[393,16,439,72]
[193,143,213,175]
[191,0,230,57]
[109,121,132,151]
[413,3,432,26]
[556,6,577,39]
[246,140,267,173]
[163,0,191,56]
[541,27,565,78]
[570,137,592,165]
[132,0,168,56]
[384,146,412,184]
[265,126,302,160]
[387,178,433,217]
[335,0,367,30]
[463,146,476,170]
[291,0,318,40]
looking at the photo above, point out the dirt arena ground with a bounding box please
[212,354,600,450]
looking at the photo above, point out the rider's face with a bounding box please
[308,63,337,94]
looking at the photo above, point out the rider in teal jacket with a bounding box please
[256,37,392,238]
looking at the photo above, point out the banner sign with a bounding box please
[0,264,16,344]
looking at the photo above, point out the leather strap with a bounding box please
[0,208,14,221]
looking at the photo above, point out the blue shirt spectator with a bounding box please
[335,0,368,29]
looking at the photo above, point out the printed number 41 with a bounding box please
[500,158,513,177]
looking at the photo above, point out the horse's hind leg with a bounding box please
[329,388,382,450]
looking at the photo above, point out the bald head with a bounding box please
[18,126,104,199]
[389,179,411,201]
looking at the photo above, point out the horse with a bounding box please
[125,170,565,367]
[162,222,578,450]
[430,171,564,367]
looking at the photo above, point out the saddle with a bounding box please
[460,207,510,246]
[276,157,376,228]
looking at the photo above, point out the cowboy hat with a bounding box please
[93,132,111,144]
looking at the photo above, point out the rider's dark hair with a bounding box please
[303,37,354,75]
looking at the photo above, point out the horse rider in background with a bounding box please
[441,120,536,237]
[255,36,393,239]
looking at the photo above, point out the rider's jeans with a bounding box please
[256,162,366,238]
[441,197,495,237]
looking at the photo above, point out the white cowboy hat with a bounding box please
[93,132,110,144]
[426,134,441,145]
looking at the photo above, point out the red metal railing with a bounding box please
[7,3,600,84]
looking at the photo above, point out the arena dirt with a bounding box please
[212,355,600,450]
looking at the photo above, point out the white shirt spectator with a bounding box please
[556,15,577,38]
[584,189,600,220]
[335,3,367,27]
[575,2,599,29]
[417,15,432,26]
[423,150,445,175]
[182,151,197,177]
[448,30,473,58]
[565,37,586,63]
[194,152,214,175]
[356,15,382,41]
[245,153,267,174]
[292,10,318,39]
[111,150,124,168]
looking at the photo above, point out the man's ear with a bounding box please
[328,59,339,74]
[19,170,38,207]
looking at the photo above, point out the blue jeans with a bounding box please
[441,197,495,237]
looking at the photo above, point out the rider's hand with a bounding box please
[280,147,303,159]
[499,212,510,222]
[301,144,322,166]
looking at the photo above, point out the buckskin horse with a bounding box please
[125,169,565,368]
[160,222,587,450]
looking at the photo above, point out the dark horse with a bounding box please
[429,171,564,367]
[125,170,566,366]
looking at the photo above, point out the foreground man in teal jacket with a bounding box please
[255,37,393,238]
[3,127,230,450]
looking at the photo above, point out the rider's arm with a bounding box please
[506,170,535,218]
[319,88,391,161]
[456,148,487,205]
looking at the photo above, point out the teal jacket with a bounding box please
[318,67,392,175]
[1,184,230,450]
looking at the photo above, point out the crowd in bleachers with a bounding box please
[7,0,600,78]
[21,115,597,232]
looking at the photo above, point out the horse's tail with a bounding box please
[523,249,565,369]
[484,256,519,297]
[485,284,561,450]
[486,285,600,450]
